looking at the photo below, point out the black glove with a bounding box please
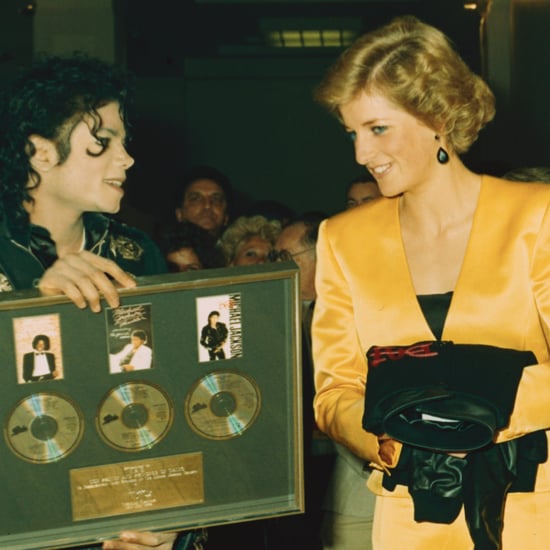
[383,444,465,524]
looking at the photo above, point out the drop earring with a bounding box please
[435,135,449,164]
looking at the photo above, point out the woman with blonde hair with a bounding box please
[218,214,281,266]
[312,15,550,549]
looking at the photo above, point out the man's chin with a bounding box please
[102,202,122,215]
[194,220,219,233]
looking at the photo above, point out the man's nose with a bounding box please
[118,144,135,170]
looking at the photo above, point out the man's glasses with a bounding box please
[268,247,314,263]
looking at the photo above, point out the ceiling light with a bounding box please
[261,17,360,49]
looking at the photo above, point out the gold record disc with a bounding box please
[97,381,173,451]
[5,392,84,463]
[185,370,261,440]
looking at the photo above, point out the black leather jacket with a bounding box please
[0,212,166,291]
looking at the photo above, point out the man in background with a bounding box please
[273,212,376,550]
[175,165,232,238]
[268,212,335,549]
[345,173,381,210]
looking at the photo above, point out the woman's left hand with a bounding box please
[102,531,177,549]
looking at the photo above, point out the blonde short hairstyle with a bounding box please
[218,215,281,265]
[314,15,495,154]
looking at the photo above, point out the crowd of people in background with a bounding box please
[153,163,373,550]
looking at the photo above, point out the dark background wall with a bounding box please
[0,1,33,78]
[1,0,549,236]
[124,0,483,228]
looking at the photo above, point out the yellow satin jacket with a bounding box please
[312,175,550,548]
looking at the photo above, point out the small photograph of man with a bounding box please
[109,329,153,373]
[23,334,58,383]
[200,311,228,361]
[13,313,63,384]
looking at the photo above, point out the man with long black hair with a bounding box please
[0,53,204,550]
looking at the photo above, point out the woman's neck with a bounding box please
[399,163,481,237]
[398,164,483,295]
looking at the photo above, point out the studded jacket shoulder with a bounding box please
[0,212,167,292]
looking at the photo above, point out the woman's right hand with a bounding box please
[38,251,137,312]
[378,435,398,464]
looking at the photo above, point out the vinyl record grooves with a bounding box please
[5,393,84,463]
[185,370,261,440]
[97,381,173,451]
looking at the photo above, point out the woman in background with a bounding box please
[218,214,281,266]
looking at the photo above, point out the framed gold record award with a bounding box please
[0,262,303,549]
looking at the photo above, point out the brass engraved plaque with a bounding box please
[70,452,204,521]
